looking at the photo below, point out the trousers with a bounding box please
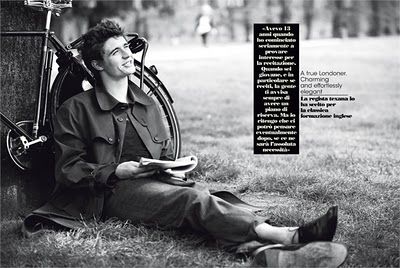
[103,178,264,249]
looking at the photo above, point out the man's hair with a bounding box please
[80,20,125,79]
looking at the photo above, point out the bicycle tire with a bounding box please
[49,59,181,160]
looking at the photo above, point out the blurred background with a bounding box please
[52,0,400,45]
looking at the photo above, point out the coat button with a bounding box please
[108,137,113,142]
[154,136,159,141]
[117,117,124,122]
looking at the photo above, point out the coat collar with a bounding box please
[95,80,152,111]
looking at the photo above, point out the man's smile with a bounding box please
[122,59,133,67]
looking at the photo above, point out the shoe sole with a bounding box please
[252,242,347,268]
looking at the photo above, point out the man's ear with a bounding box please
[91,60,104,71]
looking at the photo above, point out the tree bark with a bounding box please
[1,0,54,219]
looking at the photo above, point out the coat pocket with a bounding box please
[90,132,117,163]
[145,109,169,144]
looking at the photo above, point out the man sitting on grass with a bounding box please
[24,20,347,267]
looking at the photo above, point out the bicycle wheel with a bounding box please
[49,59,181,160]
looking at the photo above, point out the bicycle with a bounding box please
[0,0,181,171]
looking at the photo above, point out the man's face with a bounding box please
[96,35,135,79]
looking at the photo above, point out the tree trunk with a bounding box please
[279,0,291,23]
[227,7,235,41]
[368,0,381,36]
[303,0,315,39]
[243,0,251,42]
[347,0,360,37]
[1,0,54,219]
[332,0,344,38]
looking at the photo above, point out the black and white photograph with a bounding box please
[1,0,399,267]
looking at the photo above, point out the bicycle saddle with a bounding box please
[25,0,72,15]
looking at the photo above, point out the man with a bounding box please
[24,20,346,267]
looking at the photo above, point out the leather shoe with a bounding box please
[297,206,338,243]
[251,242,347,267]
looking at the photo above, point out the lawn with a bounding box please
[1,37,399,267]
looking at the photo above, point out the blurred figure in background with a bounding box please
[195,3,214,46]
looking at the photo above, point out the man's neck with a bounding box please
[100,76,129,103]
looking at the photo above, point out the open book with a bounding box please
[139,155,198,173]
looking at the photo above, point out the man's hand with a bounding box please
[115,161,157,179]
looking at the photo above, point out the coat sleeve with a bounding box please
[54,102,118,191]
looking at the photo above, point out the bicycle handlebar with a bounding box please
[67,36,82,50]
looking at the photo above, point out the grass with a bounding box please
[1,219,241,267]
[1,37,400,267]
